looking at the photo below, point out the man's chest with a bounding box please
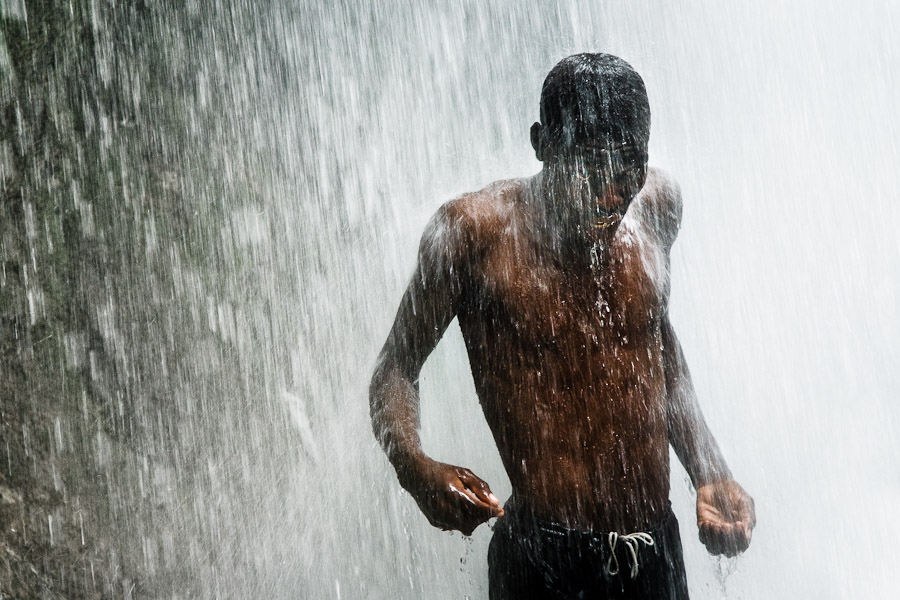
[467,222,670,346]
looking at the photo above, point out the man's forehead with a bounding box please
[544,118,647,148]
[571,138,640,152]
[562,137,648,160]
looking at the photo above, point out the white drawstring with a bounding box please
[606,531,655,579]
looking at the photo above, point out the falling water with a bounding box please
[1,1,898,598]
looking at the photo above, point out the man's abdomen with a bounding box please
[473,342,672,532]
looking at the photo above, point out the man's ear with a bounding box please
[530,122,543,161]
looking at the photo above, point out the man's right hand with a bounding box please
[399,459,504,536]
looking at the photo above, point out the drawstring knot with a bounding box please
[606,531,655,579]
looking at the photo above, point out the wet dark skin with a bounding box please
[370,124,755,556]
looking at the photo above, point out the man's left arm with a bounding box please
[662,314,756,556]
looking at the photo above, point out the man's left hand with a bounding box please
[696,479,755,557]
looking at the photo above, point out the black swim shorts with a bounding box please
[488,500,690,600]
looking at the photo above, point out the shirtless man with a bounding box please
[369,53,755,599]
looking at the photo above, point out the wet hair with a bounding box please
[539,53,650,150]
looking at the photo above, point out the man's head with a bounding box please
[531,53,650,233]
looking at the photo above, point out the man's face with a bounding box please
[543,137,648,233]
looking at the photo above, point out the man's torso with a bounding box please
[451,168,679,531]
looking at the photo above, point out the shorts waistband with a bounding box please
[500,498,677,541]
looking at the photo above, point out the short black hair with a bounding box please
[539,53,650,149]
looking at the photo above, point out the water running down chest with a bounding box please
[478,223,668,348]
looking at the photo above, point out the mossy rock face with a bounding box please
[2,2,308,596]
[0,3,180,596]
[1,4,130,597]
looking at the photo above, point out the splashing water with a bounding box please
[1,1,898,598]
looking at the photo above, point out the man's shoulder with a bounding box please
[636,167,683,247]
[420,178,526,262]
[436,178,527,239]
[641,167,682,218]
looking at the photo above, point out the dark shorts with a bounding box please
[488,500,690,600]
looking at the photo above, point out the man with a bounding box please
[369,53,755,600]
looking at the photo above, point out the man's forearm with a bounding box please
[663,318,733,488]
[369,364,430,485]
[667,389,733,488]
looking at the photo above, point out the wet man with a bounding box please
[369,53,755,599]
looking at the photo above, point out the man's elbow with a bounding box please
[368,360,389,425]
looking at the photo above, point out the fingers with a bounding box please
[423,494,484,534]
[698,521,752,557]
[449,483,504,523]
[740,494,757,531]
[455,468,504,517]
[723,487,756,541]
[423,480,500,535]
[696,480,756,555]
[430,498,495,536]
[415,463,505,536]
[697,480,756,540]
[455,468,502,506]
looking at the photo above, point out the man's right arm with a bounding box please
[369,200,502,535]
